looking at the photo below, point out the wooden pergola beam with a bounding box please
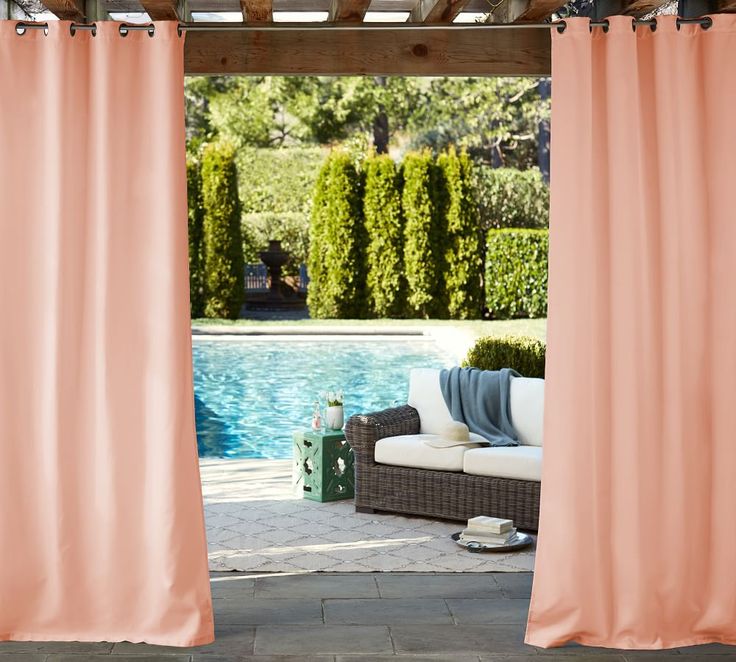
[139,0,182,19]
[240,0,273,21]
[409,0,473,23]
[328,0,371,22]
[184,24,551,76]
[39,0,85,20]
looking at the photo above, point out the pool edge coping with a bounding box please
[191,325,427,337]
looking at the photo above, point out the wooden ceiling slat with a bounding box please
[241,0,272,21]
[485,0,561,23]
[588,0,672,18]
[139,0,182,19]
[184,24,550,75]
[102,0,494,14]
[328,0,371,21]
[409,0,473,23]
[620,0,671,16]
[39,0,86,20]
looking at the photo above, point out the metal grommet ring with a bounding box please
[555,20,566,34]
[590,18,609,33]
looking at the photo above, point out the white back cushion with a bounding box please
[408,368,453,434]
[509,377,545,447]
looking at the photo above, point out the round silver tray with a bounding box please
[451,531,534,553]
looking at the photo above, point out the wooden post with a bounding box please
[537,77,550,183]
[678,0,719,15]
[84,0,108,21]
[2,0,29,18]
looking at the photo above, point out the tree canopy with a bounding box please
[185,75,550,170]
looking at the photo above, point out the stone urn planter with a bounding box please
[259,239,289,301]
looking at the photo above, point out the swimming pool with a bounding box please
[193,336,453,459]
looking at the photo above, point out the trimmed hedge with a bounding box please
[485,229,548,319]
[242,212,309,277]
[307,152,367,319]
[238,147,324,217]
[463,335,546,378]
[402,151,446,318]
[187,156,206,318]
[363,154,405,318]
[475,166,549,229]
[201,141,245,319]
[437,147,482,319]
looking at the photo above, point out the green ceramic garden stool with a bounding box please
[292,429,355,502]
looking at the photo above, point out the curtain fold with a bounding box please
[526,14,736,649]
[0,21,214,646]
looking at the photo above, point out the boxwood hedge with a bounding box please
[485,229,548,319]
[463,335,546,378]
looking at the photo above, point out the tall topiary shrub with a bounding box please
[201,141,245,319]
[485,228,548,319]
[187,156,206,318]
[437,147,483,319]
[462,335,546,378]
[307,158,330,317]
[307,152,367,319]
[402,150,446,318]
[363,153,405,318]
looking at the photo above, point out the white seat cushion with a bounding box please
[509,377,545,447]
[375,433,484,472]
[463,446,543,482]
[407,368,453,435]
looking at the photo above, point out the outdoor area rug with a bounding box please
[201,458,536,573]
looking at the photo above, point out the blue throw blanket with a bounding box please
[439,367,520,447]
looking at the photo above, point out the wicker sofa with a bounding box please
[345,369,543,532]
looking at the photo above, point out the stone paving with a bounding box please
[1,572,733,661]
[201,459,536,573]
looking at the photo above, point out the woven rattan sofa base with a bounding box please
[345,404,541,532]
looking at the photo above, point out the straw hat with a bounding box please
[441,421,470,442]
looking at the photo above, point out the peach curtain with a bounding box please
[0,21,213,645]
[526,15,736,649]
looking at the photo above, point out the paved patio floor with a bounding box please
[202,459,536,573]
[1,571,733,661]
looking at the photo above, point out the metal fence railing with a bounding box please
[244,264,269,292]
[244,263,310,293]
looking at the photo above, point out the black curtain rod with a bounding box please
[14,16,713,35]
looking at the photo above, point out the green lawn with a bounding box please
[191,317,547,342]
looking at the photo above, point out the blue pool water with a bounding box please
[193,337,453,459]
